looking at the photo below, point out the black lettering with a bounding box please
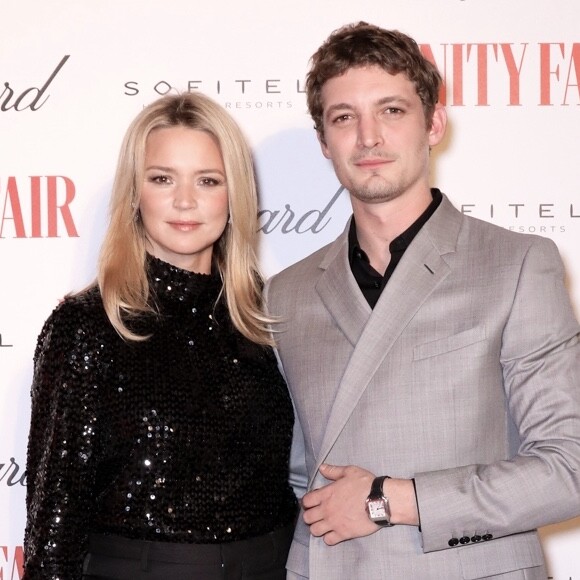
[154,81,172,95]
[1,55,69,112]
[0,82,15,111]
[235,80,251,93]
[265,80,281,94]
[0,458,27,487]
[124,81,139,96]
[508,204,524,218]
[294,187,344,233]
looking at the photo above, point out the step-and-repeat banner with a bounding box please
[1,1,579,577]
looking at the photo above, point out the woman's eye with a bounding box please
[199,177,222,186]
[149,175,171,184]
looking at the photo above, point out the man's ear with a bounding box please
[428,103,447,147]
[317,129,331,159]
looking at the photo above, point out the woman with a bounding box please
[23,92,297,579]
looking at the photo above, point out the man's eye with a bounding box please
[333,114,352,124]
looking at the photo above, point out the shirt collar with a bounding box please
[348,188,443,264]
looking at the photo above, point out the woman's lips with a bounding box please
[168,221,201,231]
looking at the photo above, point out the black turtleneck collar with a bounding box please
[146,254,222,313]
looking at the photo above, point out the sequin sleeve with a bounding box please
[23,294,105,580]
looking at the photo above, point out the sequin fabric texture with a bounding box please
[24,256,297,580]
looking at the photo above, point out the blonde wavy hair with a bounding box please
[97,92,272,344]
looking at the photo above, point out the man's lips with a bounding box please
[354,157,393,169]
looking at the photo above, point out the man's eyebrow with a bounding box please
[324,102,354,117]
[324,95,413,118]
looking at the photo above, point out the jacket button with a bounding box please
[459,536,470,544]
[471,535,482,543]
[482,533,493,541]
[448,537,459,547]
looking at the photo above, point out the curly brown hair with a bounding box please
[306,22,442,138]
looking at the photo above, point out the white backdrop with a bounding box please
[1,1,579,577]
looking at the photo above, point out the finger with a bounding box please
[309,520,333,538]
[323,531,344,546]
[319,463,345,480]
[301,489,323,509]
[303,506,324,525]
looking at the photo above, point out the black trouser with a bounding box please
[82,524,294,580]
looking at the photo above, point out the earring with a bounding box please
[130,201,139,222]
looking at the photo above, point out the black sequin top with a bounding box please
[23,256,297,580]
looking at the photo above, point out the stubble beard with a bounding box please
[344,149,400,204]
[347,140,430,205]
[348,174,406,205]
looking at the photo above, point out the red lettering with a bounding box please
[421,42,576,107]
[563,42,580,105]
[419,44,448,105]
[539,43,565,105]
[452,44,464,106]
[13,547,23,579]
[31,176,41,237]
[0,177,26,238]
[47,176,78,237]
[0,176,78,238]
[0,545,24,580]
[500,44,527,105]
[468,43,497,106]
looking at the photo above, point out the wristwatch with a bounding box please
[365,475,394,527]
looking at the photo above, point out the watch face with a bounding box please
[366,499,388,520]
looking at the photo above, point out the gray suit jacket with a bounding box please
[265,195,580,580]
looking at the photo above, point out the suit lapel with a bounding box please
[315,220,372,348]
[309,196,463,487]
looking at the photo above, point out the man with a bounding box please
[265,22,580,580]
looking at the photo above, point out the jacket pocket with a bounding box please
[413,326,487,360]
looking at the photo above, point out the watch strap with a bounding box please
[369,475,391,498]
[366,475,394,527]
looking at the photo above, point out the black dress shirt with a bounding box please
[349,188,443,308]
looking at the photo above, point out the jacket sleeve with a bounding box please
[414,237,580,553]
[23,300,102,580]
[264,277,308,501]
[288,407,308,501]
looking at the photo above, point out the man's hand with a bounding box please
[301,464,378,545]
[302,464,420,545]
